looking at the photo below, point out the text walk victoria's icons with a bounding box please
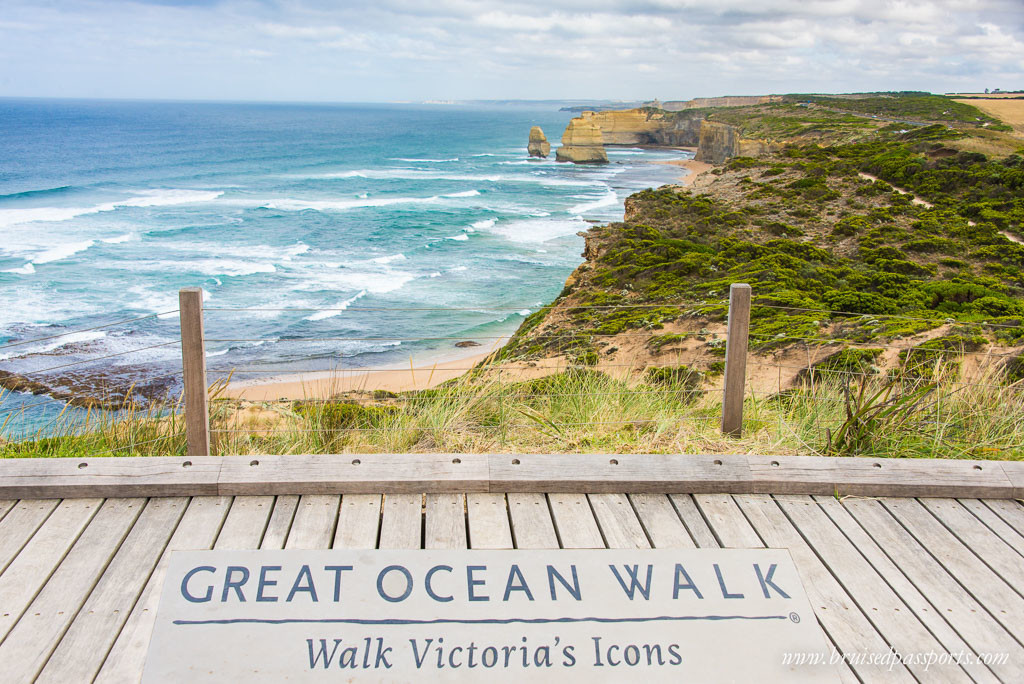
[143,549,839,682]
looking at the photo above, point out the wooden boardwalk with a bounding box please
[0,491,1023,682]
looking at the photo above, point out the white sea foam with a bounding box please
[471,218,496,230]
[444,190,481,198]
[304,169,604,187]
[449,266,468,272]
[260,195,442,212]
[32,240,96,264]
[4,263,35,275]
[485,217,588,244]
[298,269,416,295]
[391,158,459,163]
[101,233,135,244]
[429,272,442,278]
[306,290,367,321]
[0,330,107,360]
[567,189,618,214]
[0,189,223,229]
[518,309,532,316]
[446,234,469,241]
[370,253,407,264]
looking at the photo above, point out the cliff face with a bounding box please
[695,120,780,163]
[562,109,703,147]
[555,117,609,164]
[527,126,550,158]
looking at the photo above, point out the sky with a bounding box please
[0,0,1022,102]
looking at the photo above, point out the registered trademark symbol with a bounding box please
[789,612,801,623]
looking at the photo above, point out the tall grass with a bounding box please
[2,364,1022,460]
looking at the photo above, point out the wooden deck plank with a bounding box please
[881,498,1024,643]
[629,494,696,548]
[733,494,915,683]
[37,498,188,684]
[777,496,974,684]
[467,493,513,549]
[218,453,488,495]
[815,496,1004,684]
[0,456,222,499]
[0,498,145,683]
[333,495,382,549]
[284,495,340,550]
[843,498,1024,683]
[0,498,59,575]
[260,495,299,550]
[507,493,558,549]
[921,498,1024,592]
[981,498,1024,540]
[214,496,274,550]
[425,494,467,549]
[0,499,16,522]
[694,493,763,547]
[958,499,1024,556]
[0,498,102,643]
[588,493,650,549]
[490,453,750,493]
[547,493,603,549]
[378,494,422,549]
[668,494,718,548]
[95,496,230,684]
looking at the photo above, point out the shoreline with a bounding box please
[651,158,714,186]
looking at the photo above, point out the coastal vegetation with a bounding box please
[5,91,1024,460]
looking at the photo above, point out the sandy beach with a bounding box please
[652,158,714,186]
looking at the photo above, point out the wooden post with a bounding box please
[179,287,210,456]
[721,283,751,437]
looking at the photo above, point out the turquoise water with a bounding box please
[0,99,689,437]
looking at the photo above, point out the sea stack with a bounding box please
[555,114,609,164]
[527,126,550,158]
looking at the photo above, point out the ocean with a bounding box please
[0,99,689,438]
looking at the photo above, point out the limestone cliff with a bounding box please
[695,120,779,163]
[527,126,550,158]
[659,95,781,111]
[555,117,608,164]
[563,109,703,147]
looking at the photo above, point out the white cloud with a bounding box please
[0,0,1020,100]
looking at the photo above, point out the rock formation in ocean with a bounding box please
[527,126,550,158]
[555,116,609,164]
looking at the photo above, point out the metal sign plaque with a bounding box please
[143,549,838,682]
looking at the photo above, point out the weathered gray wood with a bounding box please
[285,495,340,549]
[95,496,230,684]
[694,493,763,547]
[981,498,1024,539]
[179,287,210,457]
[922,498,1024,591]
[260,495,299,549]
[816,496,1005,684]
[668,494,718,547]
[746,455,1014,498]
[629,494,696,548]
[0,498,145,683]
[0,498,102,641]
[219,453,488,494]
[722,282,751,436]
[958,498,1024,556]
[1000,460,1024,498]
[37,498,188,684]
[507,493,558,549]
[0,456,222,499]
[588,493,649,549]
[842,498,1024,683]
[881,497,1024,642]
[333,495,382,549]
[0,498,59,574]
[489,453,750,493]
[734,494,914,683]
[467,493,513,549]
[777,496,973,683]
[214,496,274,549]
[0,499,16,522]
[425,494,467,549]
[378,494,422,549]
[547,493,603,548]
